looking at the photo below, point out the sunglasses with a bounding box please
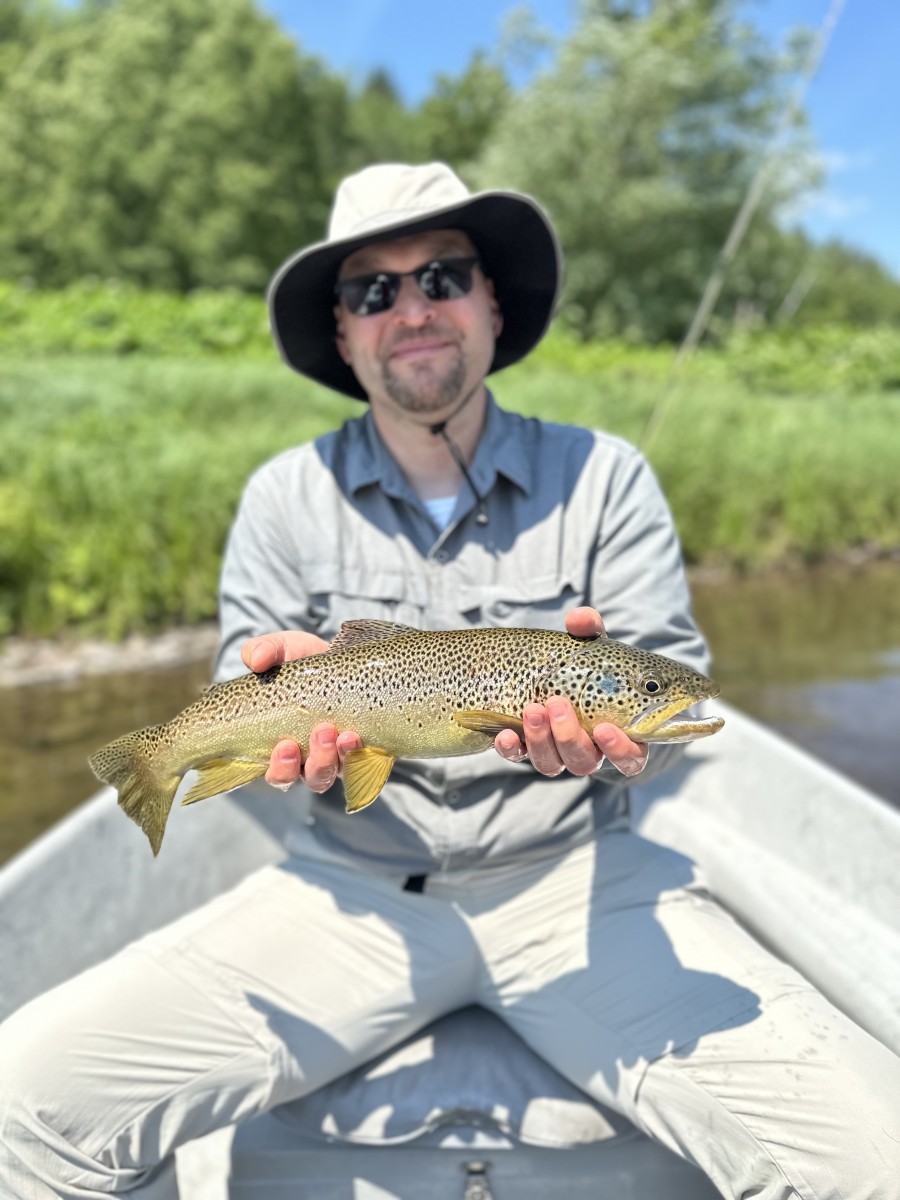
[335,256,481,316]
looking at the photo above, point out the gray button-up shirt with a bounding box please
[215,396,709,873]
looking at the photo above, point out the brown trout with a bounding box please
[89,620,724,856]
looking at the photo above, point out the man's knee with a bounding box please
[0,996,90,1189]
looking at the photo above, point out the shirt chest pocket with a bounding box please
[458,574,584,631]
[303,562,428,641]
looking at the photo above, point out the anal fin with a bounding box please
[453,709,526,739]
[182,759,266,806]
[342,746,395,813]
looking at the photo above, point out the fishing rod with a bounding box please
[640,0,848,453]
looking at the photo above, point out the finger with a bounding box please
[545,697,602,776]
[494,729,529,764]
[242,630,331,673]
[565,607,607,640]
[264,738,303,790]
[521,704,566,777]
[302,723,343,793]
[591,722,649,777]
[336,730,363,761]
[243,632,290,673]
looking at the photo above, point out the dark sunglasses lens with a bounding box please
[344,273,398,316]
[340,258,477,315]
[418,260,475,301]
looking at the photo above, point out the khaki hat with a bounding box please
[267,162,562,400]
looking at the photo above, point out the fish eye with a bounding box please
[640,673,666,695]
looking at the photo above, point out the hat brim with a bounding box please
[267,191,562,400]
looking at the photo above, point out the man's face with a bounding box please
[334,229,503,417]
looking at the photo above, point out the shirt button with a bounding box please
[447,790,460,804]
[435,550,449,563]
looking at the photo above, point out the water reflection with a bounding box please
[692,560,900,807]
[0,658,214,864]
[1,562,898,866]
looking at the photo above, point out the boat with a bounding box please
[1,699,897,1199]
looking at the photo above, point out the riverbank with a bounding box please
[0,624,219,688]
[2,551,898,689]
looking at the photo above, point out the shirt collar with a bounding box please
[345,392,534,499]
[473,391,534,495]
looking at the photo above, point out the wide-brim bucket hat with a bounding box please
[267,162,562,400]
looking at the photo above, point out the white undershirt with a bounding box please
[422,494,458,531]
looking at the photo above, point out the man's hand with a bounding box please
[493,607,649,779]
[241,632,362,792]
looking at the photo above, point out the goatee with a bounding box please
[381,348,467,414]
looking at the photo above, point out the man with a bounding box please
[0,163,896,1199]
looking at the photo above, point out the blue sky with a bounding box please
[262,1,900,279]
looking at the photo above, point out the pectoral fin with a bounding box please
[181,759,266,806]
[453,710,526,739]
[342,747,395,813]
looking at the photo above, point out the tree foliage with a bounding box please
[475,0,820,339]
[415,54,511,170]
[0,0,897,331]
[0,0,54,91]
[331,55,511,183]
[0,0,349,289]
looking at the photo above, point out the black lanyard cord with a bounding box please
[429,420,489,526]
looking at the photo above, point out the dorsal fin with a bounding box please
[329,620,419,653]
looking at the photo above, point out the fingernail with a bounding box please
[525,709,543,729]
[318,728,335,748]
[618,756,647,777]
[547,700,567,720]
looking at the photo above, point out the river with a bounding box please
[1,561,898,866]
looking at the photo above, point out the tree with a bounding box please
[788,240,900,327]
[0,0,62,93]
[342,69,419,168]
[475,0,817,340]
[416,53,511,173]
[340,56,510,183]
[0,0,352,289]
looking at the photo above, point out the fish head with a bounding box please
[543,636,724,743]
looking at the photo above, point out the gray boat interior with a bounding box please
[2,700,898,1198]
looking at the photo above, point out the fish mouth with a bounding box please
[624,694,724,743]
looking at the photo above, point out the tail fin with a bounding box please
[88,729,181,856]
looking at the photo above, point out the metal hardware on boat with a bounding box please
[461,1160,494,1200]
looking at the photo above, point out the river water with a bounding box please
[1,561,898,866]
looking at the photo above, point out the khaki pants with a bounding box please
[0,827,897,1199]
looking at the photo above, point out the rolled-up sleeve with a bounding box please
[588,444,711,787]
[214,466,312,683]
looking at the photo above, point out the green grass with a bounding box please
[493,365,900,567]
[0,359,354,638]
[4,280,900,392]
[1,351,898,641]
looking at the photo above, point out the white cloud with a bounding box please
[781,143,874,225]
[790,190,871,221]
[816,148,875,175]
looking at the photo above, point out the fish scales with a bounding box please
[89,622,723,856]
